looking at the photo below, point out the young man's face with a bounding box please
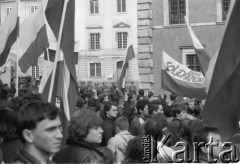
[177,110,187,120]
[84,126,103,144]
[31,116,63,155]
[106,105,118,118]
[207,132,223,158]
[141,105,149,117]
[188,101,195,110]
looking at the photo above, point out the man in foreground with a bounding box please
[15,101,63,163]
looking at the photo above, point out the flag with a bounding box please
[44,48,78,64]
[118,45,135,88]
[161,51,206,99]
[202,0,240,141]
[0,1,18,67]
[42,0,77,121]
[185,17,211,75]
[17,5,49,73]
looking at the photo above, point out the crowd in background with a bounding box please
[0,77,240,163]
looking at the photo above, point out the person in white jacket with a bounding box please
[107,116,135,163]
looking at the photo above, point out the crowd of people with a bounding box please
[0,77,240,163]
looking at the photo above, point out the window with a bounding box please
[117,0,126,12]
[32,65,40,78]
[186,54,201,72]
[6,7,12,16]
[90,33,100,50]
[90,63,101,77]
[222,0,231,21]
[30,5,38,14]
[117,32,127,49]
[169,0,186,24]
[90,0,99,14]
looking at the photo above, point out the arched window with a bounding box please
[169,0,186,24]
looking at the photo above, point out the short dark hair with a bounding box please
[170,93,177,101]
[0,109,19,140]
[144,118,163,140]
[193,126,219,144]
[172,103,186,117]
[69,109,103,140]
[17,101,60,143]
[114,116,129,131]
[152,113,167,128]
[136,99,149,114]
[125,135,145,163]
[104,101,117,116]
[148,91,154,98]
[138,89,144,96]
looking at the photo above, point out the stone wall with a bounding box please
[137,0,153,91]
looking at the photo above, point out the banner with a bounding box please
[162,51,207,99]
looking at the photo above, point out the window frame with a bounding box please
[30,5,39,14]
[32,65,40,79]
[6,7,12,16]
[168,0,186,25]
[222,0,231,21]
[116,32,128,49]
[89,62,101,77]
[182,49,202,72]
[117,0,126,13]
[89,33,101,50]
[90,0,99,14]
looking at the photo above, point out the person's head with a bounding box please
[194,126,223,158]
[152,113,167,129]
[76,98,84,108]
[172,103,187,120]
[0,108,19,141]
[170,93,177,101]
[188,99,195,110]
[138,89,145,96]
[131,81,134,84]
[104,101,118,118]
[69,109,103,144]
[17,101,62,155]
[113,116,129,133]
[148,91,154,99]
[144,118,163,140]
[125,135,145,163]
[151,99,164,115]
[127,92,137,103]
[179,119,203,145]
[136,99,149,117]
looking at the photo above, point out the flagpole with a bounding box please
[15,0,20,96]
[46,48,51,73]
[48,0,69,102]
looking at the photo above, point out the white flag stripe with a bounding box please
[62,57,70,120]
[185,17,204,50]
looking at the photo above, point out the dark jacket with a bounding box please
[53,139,106,163]
[101,116,115,146]
[14,149,48,164]
[0,138,23,163]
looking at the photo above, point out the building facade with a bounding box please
[75,0,139,84]
[0,0,139,86]
[137,0,231,92]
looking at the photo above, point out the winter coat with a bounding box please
[53,138,106,164]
